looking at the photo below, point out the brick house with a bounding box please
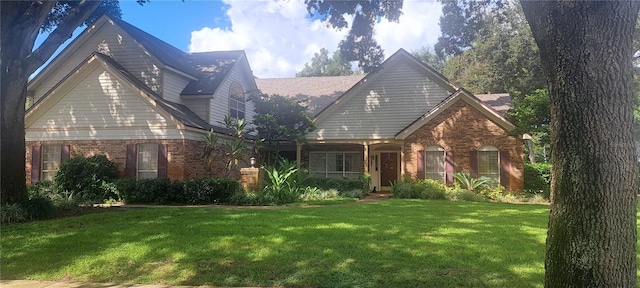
[257,49,524,191]
[26,17,523,192]
[25,16,257,183]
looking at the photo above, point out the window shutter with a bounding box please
[126,144,137,177]
[500,150,511,189]
[417,150,425,179]
[31,145,41,183]
[446,151,454,185]
[61,145,70,163]
[157,144,168,179]
[469,150,478,178]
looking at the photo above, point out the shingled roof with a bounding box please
[475,93,513,116]
[113,17,243,97]
[112,17,200,77]
[181,51,244,96]
[255,75,365,117]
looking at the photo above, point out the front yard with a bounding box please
[0,200,632,287]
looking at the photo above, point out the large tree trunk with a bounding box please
[520,1,638,287]
[0,1,101,205]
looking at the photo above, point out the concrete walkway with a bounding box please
[1,193,393,288]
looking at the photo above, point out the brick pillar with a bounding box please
[240,167,264,191]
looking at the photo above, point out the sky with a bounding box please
[37,0,444,78]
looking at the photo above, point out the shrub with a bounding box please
[27,180,58,199]
[523,163,551,198]
[55,154,119,202]
[126,178,180,204]
[445,187,486,202]
[263,160,302,204]
[1,203,27,224]
[19,197,56,220]
[339,188,369,199]
[183,178,240,204]
[301,177,366,193]
[391,178,446,200]
[453,173,494,192]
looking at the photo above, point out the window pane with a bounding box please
[42,145,61,180]
[137,144,158,179]
[425,150,445,181]
[349,154,362,173]
[309,153,326,173]
[478,150,499,181]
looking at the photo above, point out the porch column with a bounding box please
[400,142,405,176]
[363,143,369,174]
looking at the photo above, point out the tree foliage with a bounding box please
[411,47,446,72]
[296,48,356,77]
[251,93,315,146]
[304,0,403,73]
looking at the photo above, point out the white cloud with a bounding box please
[189,0,442,78]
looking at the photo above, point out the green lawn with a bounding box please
[0,199,598,287]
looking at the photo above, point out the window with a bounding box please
[229,82,245,119]
[137,143,158,179]
[41,145,61,181]
[309,152,362,180]
[425,146,446,182]
[478,145,499,181]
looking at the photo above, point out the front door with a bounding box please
[380,152,398,188]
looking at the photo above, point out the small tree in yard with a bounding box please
[203,116,251,177]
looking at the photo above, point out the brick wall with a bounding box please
[25,139,246,184]
[403,99,524,191]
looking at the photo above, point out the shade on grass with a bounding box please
[0,199,596,287]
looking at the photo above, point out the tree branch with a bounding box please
[26,0,102,75]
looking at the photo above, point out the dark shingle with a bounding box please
[181,51,244,96]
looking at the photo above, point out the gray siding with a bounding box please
[209,57,256,128]
[162,70,191,103]
[33,23,162,101]
[309,63,451,140]
[27,66,182,140]
[183,98,209,122]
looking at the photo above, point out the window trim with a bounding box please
[229,82,245,120]
[309,151,362,179]
[41,144,62,181]
[478,145,500,181]
[137,143,159,180]
[424,146,446,182]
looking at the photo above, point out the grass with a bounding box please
[0,199,581,287]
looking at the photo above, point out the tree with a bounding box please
[520,2,638,285]
[411,47,446,72]
[312,0,638,285]
[0,1,138,205]
[296,48,355,77]
[505,89,551,163]
[203,116,251,177]
[250,93,315,161]
[304,0,403,73]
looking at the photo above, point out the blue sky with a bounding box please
[35,0,443,78]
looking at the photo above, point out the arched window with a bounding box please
[425,146,446,182]
[229,82,245,119]
[478,145,499,181]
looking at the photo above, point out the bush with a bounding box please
[301,177,366,193]
[183,178,240,204]
[391,178,447,200]
[54,154,119,202]
[523,163,551,198]
[27,180,58,199]
[1,203,27,224]
[445,187,486,202]
[19,197,56,220]
[117,177,241,205]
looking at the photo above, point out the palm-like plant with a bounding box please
[453,172,494,192]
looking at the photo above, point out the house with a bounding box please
[25,15,257,183]
[257,49,524,191]
[25,16,524,192]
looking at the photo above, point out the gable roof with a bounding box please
[110,17,200,77]
[255,75,365,116]
[26,52,220,133]
[181,51,245,96]
[395,89,516,139]
[475,93,512,116]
